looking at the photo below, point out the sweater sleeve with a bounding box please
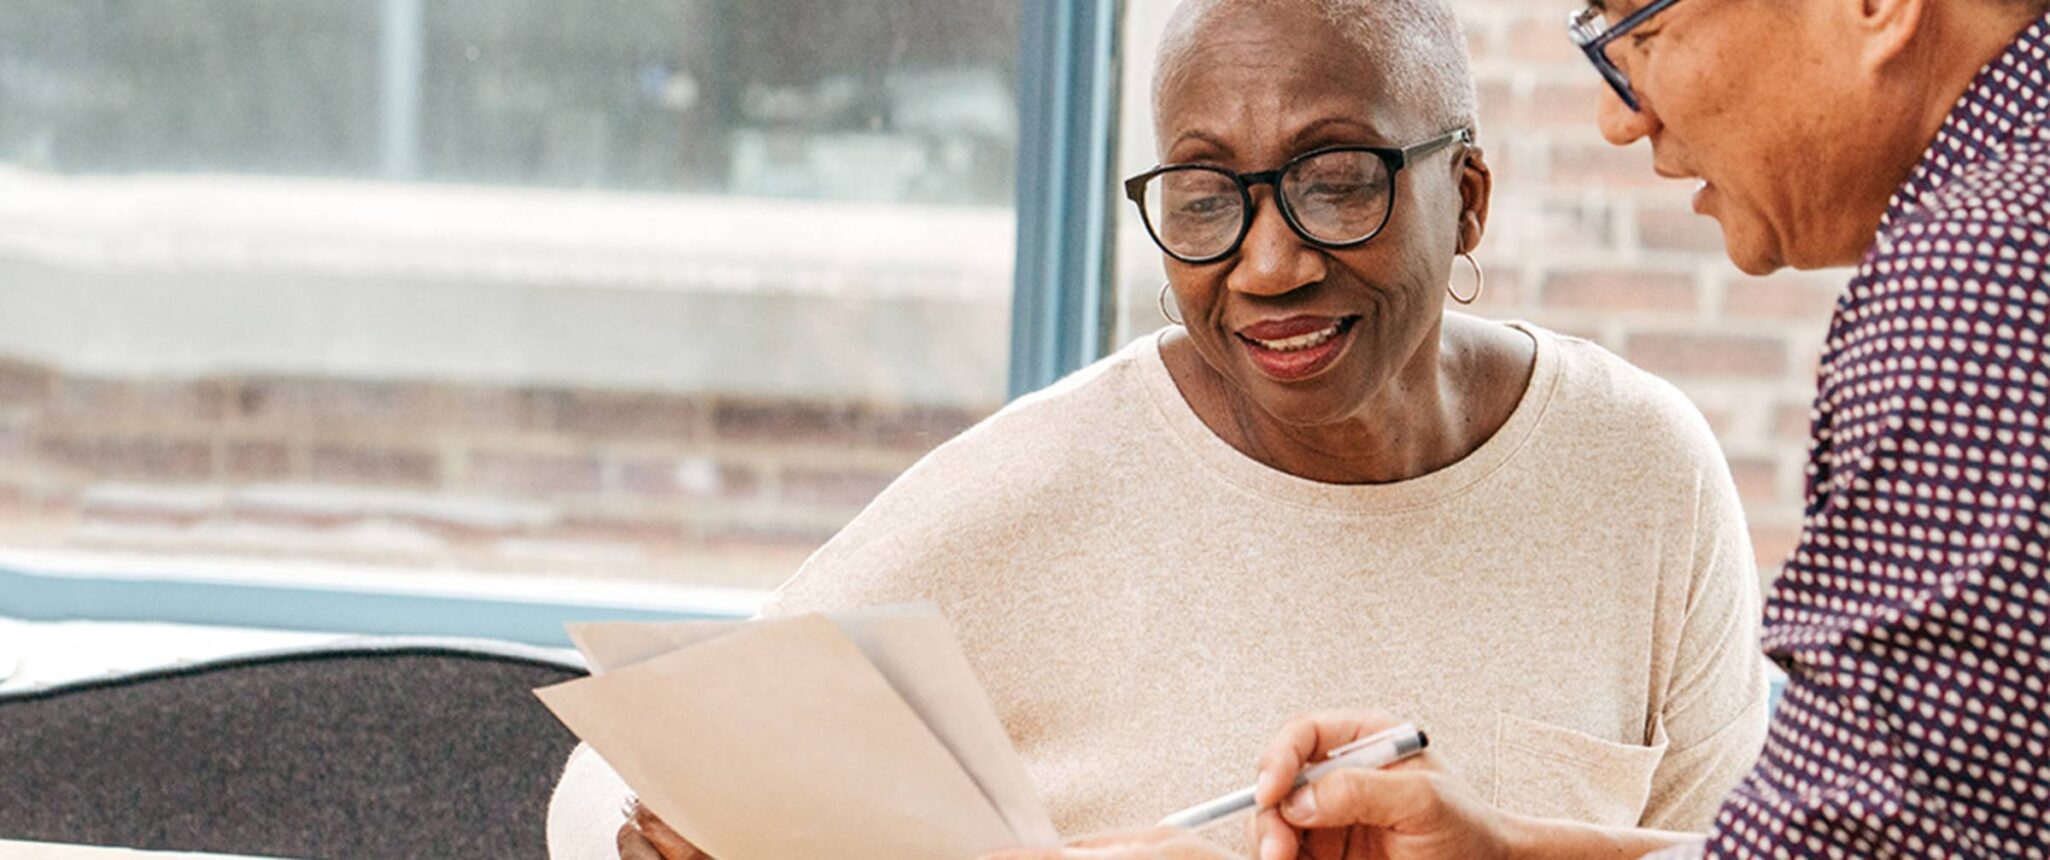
[1638,459,1772,831]
[547,742,635,860]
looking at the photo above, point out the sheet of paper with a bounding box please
[565,618,742,675]
[536,613,1018,860]
[566,608,1060,846]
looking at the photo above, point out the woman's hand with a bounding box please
[979,828,1235,860]
[1252,711,1515,860]
[616,800,707,860]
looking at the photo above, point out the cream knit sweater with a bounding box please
[549,320,1770,857]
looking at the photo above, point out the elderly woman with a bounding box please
[556,1,1770,857]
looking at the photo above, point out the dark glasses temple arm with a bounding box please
[1395,128,1475,167]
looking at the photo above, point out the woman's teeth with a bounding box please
[1249,323,1341,352]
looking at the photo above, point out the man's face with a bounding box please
[1594,1,1885,274]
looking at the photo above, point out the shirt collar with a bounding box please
[1881,10,2050,230]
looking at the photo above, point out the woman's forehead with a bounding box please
[1151,10,1410,142]
[1154,55,1404,158]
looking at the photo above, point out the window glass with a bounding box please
[0,0,1019,593]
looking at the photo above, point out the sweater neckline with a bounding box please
[1132,318,1561,515]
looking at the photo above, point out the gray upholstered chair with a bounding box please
[0,638,587,859]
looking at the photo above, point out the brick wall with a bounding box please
[0,358,982,590]
[1459,0,1836,584]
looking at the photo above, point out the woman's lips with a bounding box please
[1235,315,1358,382]
[1692,180,1715,214]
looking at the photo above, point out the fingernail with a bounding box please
[1256,768,1277,801]
[1260,834,1287,860]
[1285,786,1317,820]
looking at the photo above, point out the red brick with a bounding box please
[1626,333,1788,378]
[1484,81,1606,130]
[1751,523,1802,573]
[618,456,760,499]
[1695,405,1737,438]
[1459,263,1524,311]
[867,405,987,450]
[1507,15,1590,64]
[237,378,457,430]
[1548,141,1669,191]
[545,515,689,548]
[1523,200,1618,252]
[713,400,865,445]
[778,467,899,508]
[226,441,293,480]
[695,521,839,552]
[224,501,358,530]
[37,436,214,480]
[1774,401,1817,441]
[1727,456,1781,504]
[1526,82,1605,127]
[309,445,440,487]
[541,390,697,441]
[79,495,215,528]
[465,450,604,495]
[1478,81,1516,130]
[0,358,53,407]
[1724,272,1847,319]
[1542,270,1697,312]
[1638,208,1726,254]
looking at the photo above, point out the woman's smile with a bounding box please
[1233,314,1360,382]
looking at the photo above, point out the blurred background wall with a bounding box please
[0,0,1832,595]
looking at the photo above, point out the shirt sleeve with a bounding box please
[1638,459,1773,832]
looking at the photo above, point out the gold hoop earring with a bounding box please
[1158,281,1184,325]
[1448,253,1484,305]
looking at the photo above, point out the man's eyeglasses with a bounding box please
[1568,0,1685,112]
[1123,128,1473,265]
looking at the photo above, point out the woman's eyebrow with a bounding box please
[1290,116,1387,149]
[1167,129,1232,158]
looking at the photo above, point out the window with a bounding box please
[0,0,1020,601]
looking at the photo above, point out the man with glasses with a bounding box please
[1226,0,2050,857]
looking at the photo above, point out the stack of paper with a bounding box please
[535,605,1060,860]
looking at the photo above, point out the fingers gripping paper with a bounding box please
[535,607,1060,859]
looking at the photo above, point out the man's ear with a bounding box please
[1456,144,1493,256]
[1853,0,1933,73]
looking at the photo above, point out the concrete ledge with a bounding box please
[0,168,1015,406]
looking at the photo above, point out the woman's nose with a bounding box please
[1598,85,1661,147]
[1226,193,1323,298]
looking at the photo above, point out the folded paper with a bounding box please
[537,607,1058,859]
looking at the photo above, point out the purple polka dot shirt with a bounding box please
[1706,12,2050,859]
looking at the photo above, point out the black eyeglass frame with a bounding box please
[1567,0,1686,112]
[1122,127,1475,266]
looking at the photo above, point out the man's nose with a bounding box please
[1598,85,1661,147]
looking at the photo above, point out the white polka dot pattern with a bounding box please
[1705,14,2050,859]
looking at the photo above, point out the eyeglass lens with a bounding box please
[1141,150,1393,261]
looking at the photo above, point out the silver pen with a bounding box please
[1157,723,1429,831]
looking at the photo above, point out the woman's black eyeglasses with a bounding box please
[1568,0,1685,112]
[1123,128,1474,265]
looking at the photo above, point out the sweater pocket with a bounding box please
[1492,712,1667,828]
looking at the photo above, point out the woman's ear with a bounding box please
[1456,144,1493,255]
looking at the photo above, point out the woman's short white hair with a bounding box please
[1154,0,1481,139]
